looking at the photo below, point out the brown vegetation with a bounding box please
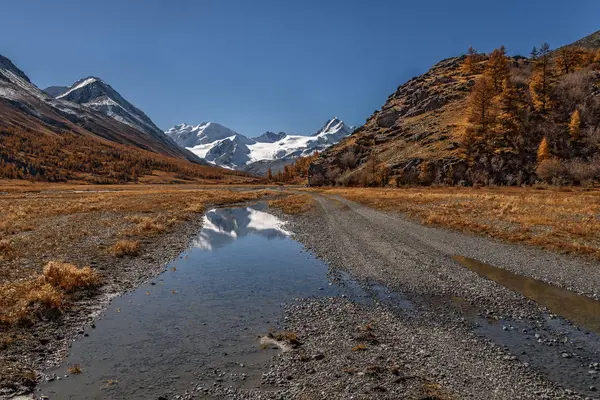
[0,185,275,285]
[0,261,100,325]
[309,38,600,188]
[0,127,254,184]
[318,187,600,258]
[110,240,142,257]
[269,194,314,214]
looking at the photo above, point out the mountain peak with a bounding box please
[53,75,166,139]
[254,131,287,143]
[0,54,31,83]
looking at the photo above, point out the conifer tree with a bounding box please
[529,43,554,113]
[569,109,581,140]
[486,46,510,93]
[267,167,273,181]
[530,46,539,60]
[537,137,551,162]
[462,46,479,75]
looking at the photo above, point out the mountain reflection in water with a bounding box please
[192,204,291,251]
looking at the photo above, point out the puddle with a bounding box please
[38,203,343,399]
[454,255,600,396]
[453,255,600,334]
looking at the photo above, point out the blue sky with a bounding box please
[2,0,599,136]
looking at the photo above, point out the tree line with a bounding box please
[0,128,247,183]
[461,43,600,185]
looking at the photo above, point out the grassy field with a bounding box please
[269,194,315,214]
[0,185,276,322]
[314,186,600,259]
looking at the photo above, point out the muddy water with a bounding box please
[39,203,343,399]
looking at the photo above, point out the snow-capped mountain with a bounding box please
[165,118,354,171]
[0,53,199,162]
[48,77,165,139]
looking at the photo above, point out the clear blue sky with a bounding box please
[2,0,599,136]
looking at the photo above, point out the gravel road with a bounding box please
[220,193,600,399]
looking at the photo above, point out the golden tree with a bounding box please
[462,46,480,75]
[556,47,578,75]
[537,137,551,162]
[485,46,509,93]
[529,43,554,113]
[569,109,581,140]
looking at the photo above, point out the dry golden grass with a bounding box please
[43,262,101,292]
[110,240,142,257]
[0,261,100,325]
[0,239,14,259]
[0,185,275,284]
[269,194,314,214]
[319,187,600,259]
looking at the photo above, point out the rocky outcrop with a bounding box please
[309,56,470,186]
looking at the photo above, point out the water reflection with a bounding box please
[193,203,291,250]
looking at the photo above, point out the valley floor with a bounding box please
[2,184,600,399]
[247,192,600,399]
[0,184,277,396]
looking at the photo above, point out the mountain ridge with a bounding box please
[165,118,354,172]
[308,30,600,186]
[0,54,202,164]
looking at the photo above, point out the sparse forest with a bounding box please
[460,44,600,186]
[0,128,248,183]
[310,43,600,187]
[268,152,320,183]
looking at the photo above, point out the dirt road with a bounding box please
[255,193,600,399]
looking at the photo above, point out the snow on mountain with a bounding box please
[165,117,354,170]
[0,54,200,162]
[52,76,166,139]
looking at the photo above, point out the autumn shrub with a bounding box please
[0,262,100,324]
[110,239,141,257]
[536,158,565,184]
[565,158,600,185]
[0,279,64,324]
[43,262,101,292]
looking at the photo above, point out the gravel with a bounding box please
[207,193,600,399]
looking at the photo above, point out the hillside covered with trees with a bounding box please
[0,127,252,184]
[309,31,600,187]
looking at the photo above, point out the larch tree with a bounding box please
[496,78,527,153]
[462,46,480,75]
[537,137,551,162]
[569,109,581,140]
[486,46,510,93]
[529,43,554,114]
[530,46,539,60]
[556,47,578,75]
[463,75,498,173]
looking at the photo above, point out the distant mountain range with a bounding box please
[165,117,354,173]
[0,51,352,179]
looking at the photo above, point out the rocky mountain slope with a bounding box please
[309,29,600,186]
[165,117,354,172]
[0,54,254,183]
[0,54,199,163]
[309,57,469,185]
